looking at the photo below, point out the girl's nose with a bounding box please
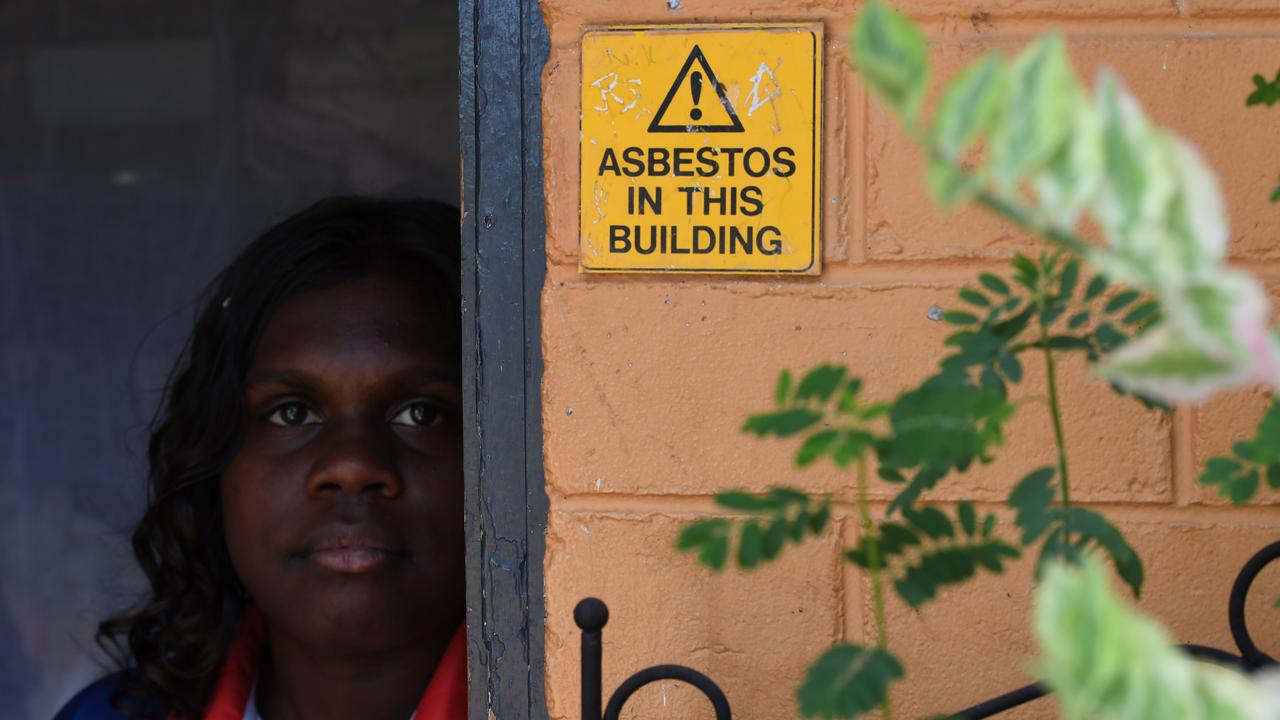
[305,421,403,498]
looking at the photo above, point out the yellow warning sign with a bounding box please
[580,24,823,274]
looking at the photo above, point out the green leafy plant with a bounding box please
[676,2,1280,718]
[1247,69,1280,203]
[1035,557,1280,720]
[1247,69,1280,108]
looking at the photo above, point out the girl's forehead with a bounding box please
[249,277,458,377]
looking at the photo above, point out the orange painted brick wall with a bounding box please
[539,2,1280,718]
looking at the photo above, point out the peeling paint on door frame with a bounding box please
[460,0,550,717]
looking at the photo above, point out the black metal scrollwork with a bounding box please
[574,597,732,720]
[577,540,1280,719]
[954,539,1280,718]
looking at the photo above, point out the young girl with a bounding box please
[55,197,467,720]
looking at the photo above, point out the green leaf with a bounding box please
[1045,335,1091,351]
[879,372,1014,474]
[979,272,1011,295]
[1011,254,1040,285]
[837,377,864,413]
[958,288,991,308]
[1035,528,1071,578]
[763,518,788,560]
[797,644,904,720]
[958,501,977,536]
[982,513,997,537]
[972,540,1021,572]
[716,489,786,512]
[1104,290,1141,314]
[1233,468,1261,504]
[926,160,983,207]
[769,486,809,505]
[808,501,833,534]
[1100,325,1237,404]
[797,430,841,468]
[1123,300,1160,326]
[850,0,930,122]
[980,365,1004,394]
[903,505,954,540]
[878,522,921,555]
[1009,466,1057,544]
[942,327,1006,370]
[1093,322,1127,352]
[877,466,906,484]
[790,514,810,541]
[1199,456,1244,495]
[887,464,946,516]
[738,520,764,569]
[859,401,889,420]
[775,369,794,406]
[844,547,870,568]
[796,365,848,403]
[1039,303,1066,327]
[993,306,1035,340]
[743,408,824,437]
[1083,275,1108,301]
[991,34,1076,186]
[831,430,877,468]
[1093,71,1174,253]
[998,353,1023,383]
[1267,463,1280,491]
[1246,69,1280,107]
[1031,555,1275,720]
[1058,258,1080,299]
[942,310,979,325]
[894,540,1019,608]
[934,52,1006,159]
[676,519,731,572]
[1063,507,1144,597]
[1254,399,1280,464]
[1067,310,1090,329]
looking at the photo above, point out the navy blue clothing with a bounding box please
[54,675,158,720]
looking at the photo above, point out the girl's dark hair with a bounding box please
[96,196,461,718]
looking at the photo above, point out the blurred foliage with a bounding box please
[674,2,1279,717]
[1036,557,1280,720]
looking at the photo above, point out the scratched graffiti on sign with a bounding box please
[579,24,823,274]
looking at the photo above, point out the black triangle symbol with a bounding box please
[648,45,745,133]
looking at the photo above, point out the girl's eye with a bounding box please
[392,402,442,428]
[267,401,320,427]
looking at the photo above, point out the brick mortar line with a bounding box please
[544,261,1280,287]
[835,516,851,647]
[906,14,1280,33]
[544,9,1280,27]
[544,19,1280,61]
[549,492,1280,523]
[1173,408,1196,507]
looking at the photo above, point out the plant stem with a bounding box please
[1037,318,1073,545]
[917,127,1093,260]
[975,190,1093,258]
[856,455,894,720]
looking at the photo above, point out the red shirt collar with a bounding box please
[198,606,467,720]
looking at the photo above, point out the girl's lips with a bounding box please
[303,525,404,573]
[310,546,394,573]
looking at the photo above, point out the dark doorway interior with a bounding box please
[0,2,458,716]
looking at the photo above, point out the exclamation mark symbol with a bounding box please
[689,71,703,121]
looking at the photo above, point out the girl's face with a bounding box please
[221,275,464,654]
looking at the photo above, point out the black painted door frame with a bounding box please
[459,0,549,718]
